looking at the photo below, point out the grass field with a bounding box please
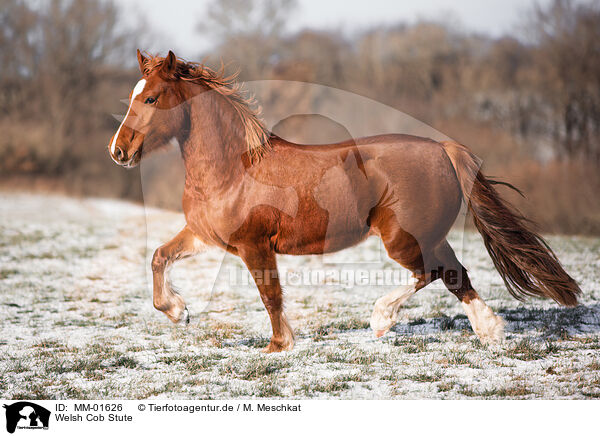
[1,193,599,399]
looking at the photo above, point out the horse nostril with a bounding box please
[115,146,125,162]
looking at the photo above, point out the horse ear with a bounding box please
[161,50,177,77]
[137,49,147,75]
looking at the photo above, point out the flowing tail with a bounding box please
[442,140,581,306]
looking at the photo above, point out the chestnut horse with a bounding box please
[108,50,581,352]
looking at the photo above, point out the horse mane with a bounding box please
[142,54,271,163]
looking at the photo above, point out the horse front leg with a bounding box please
[151,226,204,324]
[238,243,294,353]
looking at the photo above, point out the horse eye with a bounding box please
[144,97,156,104]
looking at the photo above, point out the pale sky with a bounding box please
[119,0,552,58]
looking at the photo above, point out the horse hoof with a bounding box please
[370,304,395,337]
[262,340,294,353]
[180,307,190,325]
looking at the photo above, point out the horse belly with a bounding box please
[275,212,370,255]
[274,163,376,255]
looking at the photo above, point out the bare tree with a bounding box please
[197,0,297,78]
[0,0,135,173]
[530,0,600,161]
[0,0,38,113]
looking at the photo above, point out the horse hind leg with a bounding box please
[369,228,434,337]
[370,229,504,343]
[370,274,430,337]
[434,240,505,344]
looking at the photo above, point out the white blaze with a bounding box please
[110,79,147,154]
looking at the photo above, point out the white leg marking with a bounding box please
[110,78,147,154]
[462,297,505,344]
[370,283,417,337]
[179,307,190,325]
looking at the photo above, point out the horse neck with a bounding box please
[178,83,247,193]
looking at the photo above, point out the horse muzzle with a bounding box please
[109,145,142,168]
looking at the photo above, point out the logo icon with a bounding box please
[3,402,50,434]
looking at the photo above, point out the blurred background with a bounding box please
[1,0,599,234]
